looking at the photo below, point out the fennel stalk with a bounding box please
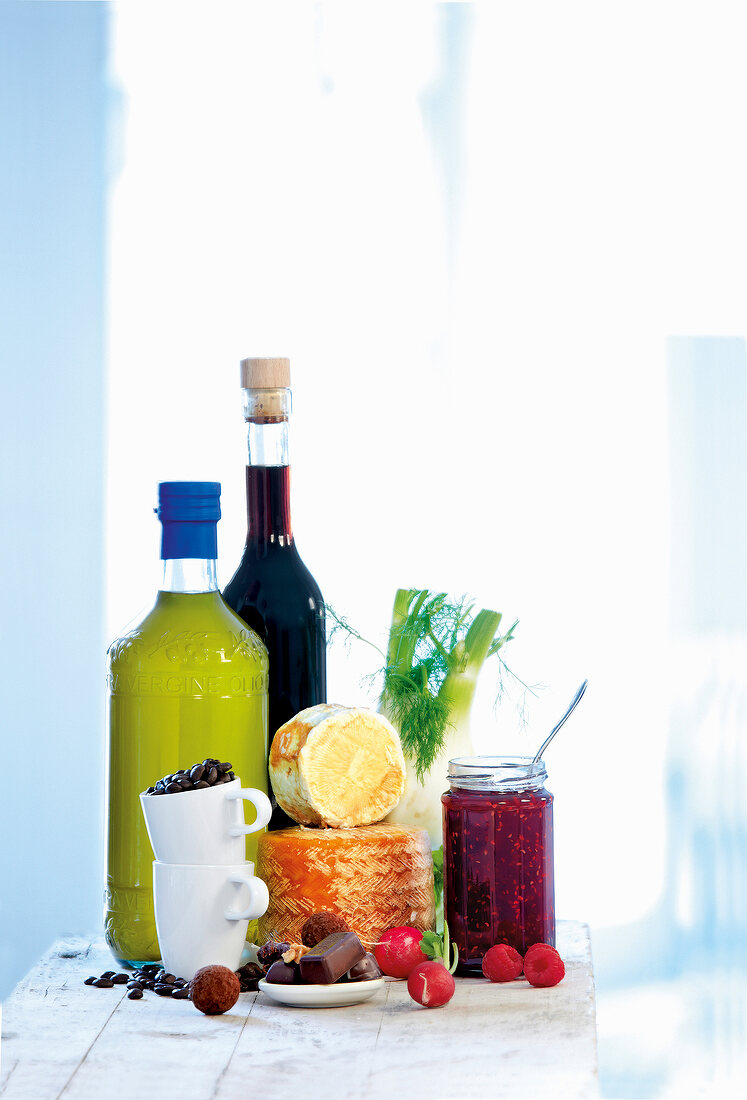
[379,589,517,847]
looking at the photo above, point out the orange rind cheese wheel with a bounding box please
[256,824,436,947]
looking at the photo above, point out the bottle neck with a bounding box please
[246,465,293,547]
[243,387,293,548]
[160,558,219,593]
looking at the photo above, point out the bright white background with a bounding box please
[105,6,747,1095]
[2,3,747,1097]
[109,0,678,931]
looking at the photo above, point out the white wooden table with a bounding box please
[0,921,598,1099]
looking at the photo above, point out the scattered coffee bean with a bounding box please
[172,986,191,1000]
[112,973,129,984]
[94,978,114,988]
[100,970,115,980]
[128,987,143,1000]
[84,976,97,985]
[161,973,176,985]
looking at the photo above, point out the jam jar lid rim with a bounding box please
[447,755,548,785]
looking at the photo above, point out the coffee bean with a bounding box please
[112,973,129,984]
[141,963,159,973]
[148,759,237,797]
[155,984,173,996]
[155,969,165,980]
[84,976,97,985]
[172,986,191,999]
[94,978,114,988]
[161,973,176,985]
[144,980,155,990]
[126,981,143,990]
[100,971,115,979]
[127,988,143,1000]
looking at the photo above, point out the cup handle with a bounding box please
[226,787,272,836]
[225,874,270,921]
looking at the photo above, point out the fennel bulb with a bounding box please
[379,589,516,848]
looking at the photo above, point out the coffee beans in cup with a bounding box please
[143,759,234,796]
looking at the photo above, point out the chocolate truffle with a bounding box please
[190,965,240,1015]
[301,911,350,948]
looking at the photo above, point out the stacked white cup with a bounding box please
[140,778,272,980]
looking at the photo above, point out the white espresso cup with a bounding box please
[153,860,270,980]
[140,777,271,865]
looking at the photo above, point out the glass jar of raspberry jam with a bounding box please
[442,756,555,974]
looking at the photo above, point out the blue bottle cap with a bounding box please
[156,482,221,560]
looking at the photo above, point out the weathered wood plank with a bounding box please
[213,980,390,1100]
[0,937,126,1100]
[366,922,598,1099]
[0,922,598,1100]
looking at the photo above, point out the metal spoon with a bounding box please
[532,679,588,763]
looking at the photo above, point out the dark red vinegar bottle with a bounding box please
[223,357,326,829]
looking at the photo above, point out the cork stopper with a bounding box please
[240,357,291,390]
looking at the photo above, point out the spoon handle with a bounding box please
[532,680,588,763]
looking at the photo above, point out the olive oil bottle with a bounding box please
[106,482,268,966]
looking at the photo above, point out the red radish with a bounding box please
[374,926,429,978]
[407,961,455,1008]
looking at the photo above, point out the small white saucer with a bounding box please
[257,977,385,1008]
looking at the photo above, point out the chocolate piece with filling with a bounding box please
[346,953,382,981]
[265,960,300,985]
[299,932,366,985]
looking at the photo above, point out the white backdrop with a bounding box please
[107,0,681,930]
[105,3,747,1094]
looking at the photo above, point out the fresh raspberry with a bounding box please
[523,941,560,967]
[523,943,565,987]
[482,943,523,982]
